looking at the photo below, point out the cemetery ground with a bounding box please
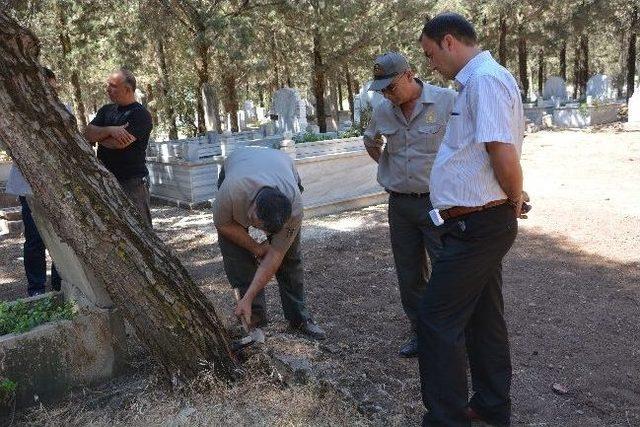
[1,127,639,426]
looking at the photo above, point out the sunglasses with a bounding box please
[381,73,405,94]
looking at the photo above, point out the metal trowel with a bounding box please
[230,289,265,353]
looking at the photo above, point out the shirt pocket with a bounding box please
[380,126,402,154]
[443,115,465,150]
[417,123,444,152]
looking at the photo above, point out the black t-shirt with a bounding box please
[90,102,153,180]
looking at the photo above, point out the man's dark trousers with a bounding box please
[218,231,310,326]
[118,176,152,227]
[418,204,518,427]
[19,196,61,296]
[388,193,442,330]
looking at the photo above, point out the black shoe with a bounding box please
[399,336,418,358]
[291,318,326,340]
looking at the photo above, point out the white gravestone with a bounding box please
[625,88,640,131]
[543,77,567,101]
[271,87,303,134]
[353,81,386,124]
[243,100,256,121]
[586,74,615,101]
[298,99,308,132]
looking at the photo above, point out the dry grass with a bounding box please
[15,353,369,427]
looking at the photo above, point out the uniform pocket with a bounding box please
[380,126,401,154]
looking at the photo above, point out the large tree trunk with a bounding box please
[579,34,589,98]
[146,83,159,127]
[154,38,178,140]
[222,70,239,133]
[345,65,354,122]
[573,39,580,99]
[537,47,544,95]
[559,40,567,81]
[194,39,209,134]
[69,71,87,130]
[498,14,508,66]
[0,13,236,381]
[312,28,326,133]
[627,6,638,100]
[517,27,529,100]
[57,4,87,130]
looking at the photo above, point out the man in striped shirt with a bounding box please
[417,13,525,427]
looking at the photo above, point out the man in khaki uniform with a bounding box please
[364,52,456,357]
[213,147,325,339]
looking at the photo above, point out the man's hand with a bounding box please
[252,241,270,260]
[108,123,136,146]
[234,295,252,327]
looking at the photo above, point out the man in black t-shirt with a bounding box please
[84,69,153,226]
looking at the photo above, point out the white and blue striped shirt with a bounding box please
[429,51,524,209]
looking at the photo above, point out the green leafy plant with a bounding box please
[293,132,338,144]
[0,297,76,336]
[0,378,17,404]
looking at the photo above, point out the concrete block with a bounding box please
[0,305,128,413]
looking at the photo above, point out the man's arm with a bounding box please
[215,222,265,258]
[486,141,523,216]
[365,144,382,163]
[84,123,135,148]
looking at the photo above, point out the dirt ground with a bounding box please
[1,127,639,426]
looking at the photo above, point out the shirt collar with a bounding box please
[416,79,436,104]
[454,50,493,89]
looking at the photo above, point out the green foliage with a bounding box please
[293,132,338,144]
[0,297,76,336]
[0,378,17,404]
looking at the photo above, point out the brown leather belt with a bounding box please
[440,199,509,221]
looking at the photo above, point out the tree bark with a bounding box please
[146,83,159,127]
[69,71,87,130]
[345,65,354,122]
[627,6,638,100]
[559,40,567,81]
[537,47,544,95]
[57,4,87,130]
[312,28,326,133]
[579,34,589,98]
[222,70,239,132]
[337,80,343,111]
[517,28,529,100]
[0,13,236,381]
[194,39,209,134]
[573,39,580,99]
[154,38,178,140]
[498,14,508,66]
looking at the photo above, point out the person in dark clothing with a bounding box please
[5,67,62,296]
[84,69,153,226]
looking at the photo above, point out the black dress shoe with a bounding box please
[291,318,326,340]
[399,336,418,358]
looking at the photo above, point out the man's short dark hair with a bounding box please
[42,67,56,80]
[420,13,477,47]
[118,68,137,91]
[255,187,292,234]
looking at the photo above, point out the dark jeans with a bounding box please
[418,204,518,427]
[118,176,152,227]
[19,196,61,296]
[219,231,310,326]
[216,165,309,326]
[388,194,443,331]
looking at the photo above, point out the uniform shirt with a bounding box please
[213,147,303,253]
[90,102,152,181]
[429,51,524,209]
[363,79,456,194]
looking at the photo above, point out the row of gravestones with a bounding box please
[541,74,618,103]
